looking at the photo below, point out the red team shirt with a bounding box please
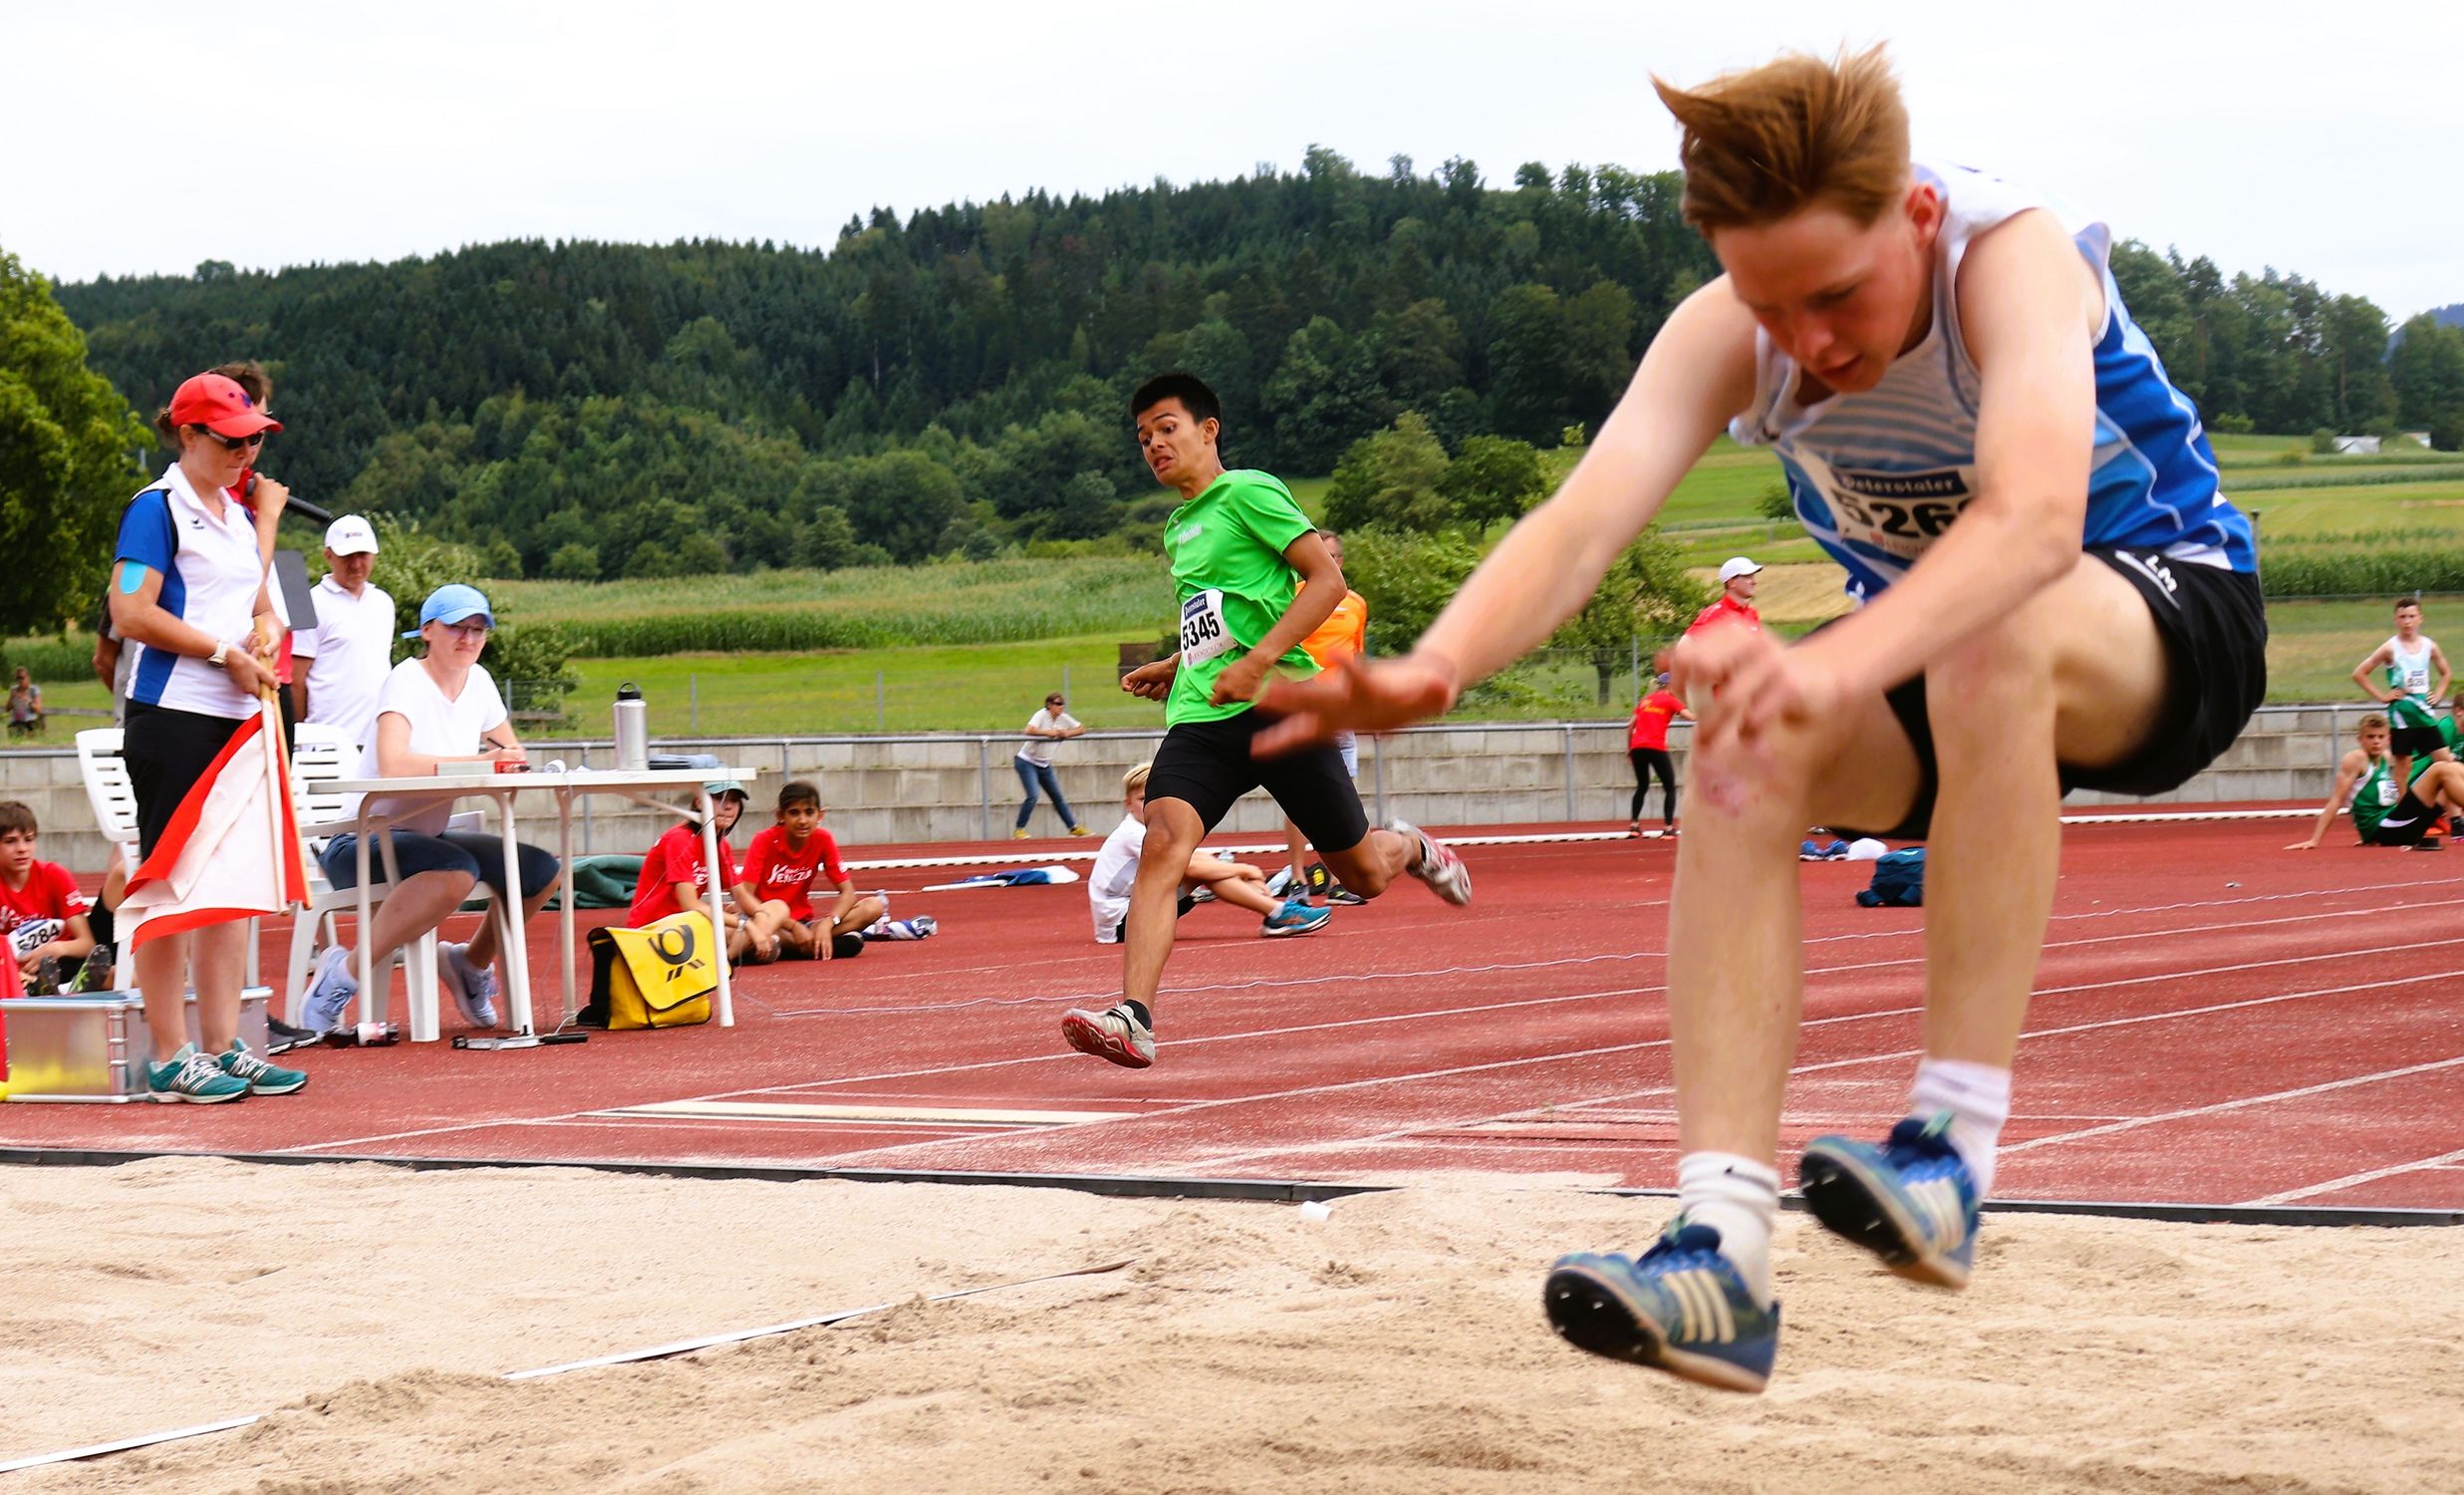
[1,860,91,956]
[629,823,739,928]
[1629,691,1685,751]
[1686,594,1762,637]
[740,825,848,921]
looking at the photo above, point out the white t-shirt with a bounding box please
[1088,813,1145,942]
[118,464,266,720]
[1016,708,1080,766]
[295,575,399,749]
[355,658,509,834]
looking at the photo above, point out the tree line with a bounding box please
[16,151,2460,617]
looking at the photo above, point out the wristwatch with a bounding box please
[207,640,231,667]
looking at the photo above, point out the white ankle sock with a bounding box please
[1910,1058,2012,1197]
[1676,1152,1781,1307]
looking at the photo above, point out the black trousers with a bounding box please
[1630,748,1676,824]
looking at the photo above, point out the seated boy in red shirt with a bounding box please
[629,781,768,963]
[2,800,97,992]
[735,780,887,962]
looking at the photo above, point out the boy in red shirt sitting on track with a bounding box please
[629,780,768,963]
[735,780,887,962]
[2,801,98,992]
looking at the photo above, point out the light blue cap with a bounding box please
[404,583,493,639]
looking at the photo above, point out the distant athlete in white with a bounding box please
[1261,47,2264,1390]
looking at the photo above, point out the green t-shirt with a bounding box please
[1163,469,1321,726]
[2353,754,2400,833]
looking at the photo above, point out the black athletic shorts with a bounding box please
[1144,709,1371,854]
[2363,787,2439,846]
[2390,724,2446,759]
[1842,548,2268,842]
[123,701,255,858]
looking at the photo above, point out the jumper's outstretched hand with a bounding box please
[1672,625,1844,758]
[1253,656,1458,756]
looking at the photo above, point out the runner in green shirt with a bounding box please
[2350,598,2452,791]
[1059,374,1473,1070]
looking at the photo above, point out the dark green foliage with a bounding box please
[55,155,1720,575]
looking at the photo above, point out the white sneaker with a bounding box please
[1060,1003,1156,1068]
[299,946,360,1034]
[439,942,500,1028]
[1388,819,1473,906]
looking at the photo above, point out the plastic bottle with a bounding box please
[613,682,648,770]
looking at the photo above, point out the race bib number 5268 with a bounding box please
[1180,589,1236,665]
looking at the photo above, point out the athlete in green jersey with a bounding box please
[2351,598,2452,791]
[1057,374,1473,1070]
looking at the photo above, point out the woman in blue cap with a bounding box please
[297,584,563,1033]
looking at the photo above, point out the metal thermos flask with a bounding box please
[614,683,648,770]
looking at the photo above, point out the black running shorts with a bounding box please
[1842,548,2267,842]
[1143,710,1371,854]
[2363,787,2439,847]
[2390,724,2446,759]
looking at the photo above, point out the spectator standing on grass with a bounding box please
[1013,692,1091,839]
[110,370,307,1101]
[2350,597,2451,791]
[5,669,39,738]
[291,514,397,750]
[297,584,562,1035]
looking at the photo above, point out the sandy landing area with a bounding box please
[4,1158,2458,1494]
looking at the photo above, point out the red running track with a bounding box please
[4,815,2460,1211]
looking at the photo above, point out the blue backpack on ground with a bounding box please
[1856,848,1926,908]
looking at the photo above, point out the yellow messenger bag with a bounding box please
[583,911,716,1030]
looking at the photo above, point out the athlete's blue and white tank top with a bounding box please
[1729,161,2256,604]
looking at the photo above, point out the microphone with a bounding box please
[245,472,333,527]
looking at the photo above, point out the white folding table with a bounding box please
[323,765,760,1042]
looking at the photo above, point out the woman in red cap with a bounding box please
[106,371,310,1102]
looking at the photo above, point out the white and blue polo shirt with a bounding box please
[115,464,265,720]
[1730,161,2257,604]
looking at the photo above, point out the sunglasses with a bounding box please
[193,426,268,451]
[438,620,492,640]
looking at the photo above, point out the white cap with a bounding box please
[324,514,380,556]
[1718,556,1762,584]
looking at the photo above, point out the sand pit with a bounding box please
[5,1158,2458,1493]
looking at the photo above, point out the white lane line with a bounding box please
[2240,1146,2464,1206]
[2001,1056,2464,1157]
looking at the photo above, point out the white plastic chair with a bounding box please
[73,730,142,989]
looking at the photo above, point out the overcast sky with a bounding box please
[12,0,2460,319]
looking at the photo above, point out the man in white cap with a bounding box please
[291,514,397,752]
[1690,556,1764,637]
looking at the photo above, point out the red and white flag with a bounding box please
[121,708,309,950]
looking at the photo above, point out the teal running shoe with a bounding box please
[1543,1218,1780,1393]
[219,1041,308,1096]
[1799,1112,1981,1289]
[1259,896,1331,938]
[145,1044,250,1103]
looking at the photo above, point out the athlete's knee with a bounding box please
[1678,723,1824,833]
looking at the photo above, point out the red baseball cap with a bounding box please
[168,373,282,439]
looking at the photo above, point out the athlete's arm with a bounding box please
[2288,749,2368,849]
[2351,644,2396,703]
[1254,283,1757,744]
[1212,530,1344,707]
[2433,645,2452,705]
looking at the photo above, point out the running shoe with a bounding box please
[1069,824,1093,837]
[1260,896,1331,938]
[299,945,360,1034]
[1543,1218,1780,1393]
[1264,865,1299,899]
[1060,1003,1156,1068]
[264,1016,319,1056]
[145,1044,250,1103]
[1798,1112,1981,1289]
[219,1041,308,1096]
[1328,887,1367,906]
[1627,819,1641,838]
[1010,828,1031,840]
[1186,885,1217,905]
[1387,819,1472,906]
[439,942,500,1028]
[69,945,116,993]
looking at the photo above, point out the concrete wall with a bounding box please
[5,705,2356,872]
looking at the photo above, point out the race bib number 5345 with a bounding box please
[1180,589,1235,665]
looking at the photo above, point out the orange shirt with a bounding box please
[1301,589,1369,670]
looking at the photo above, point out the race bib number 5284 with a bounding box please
[1180,589,1235,665]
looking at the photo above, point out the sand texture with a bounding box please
[5,1158,2458,1493]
